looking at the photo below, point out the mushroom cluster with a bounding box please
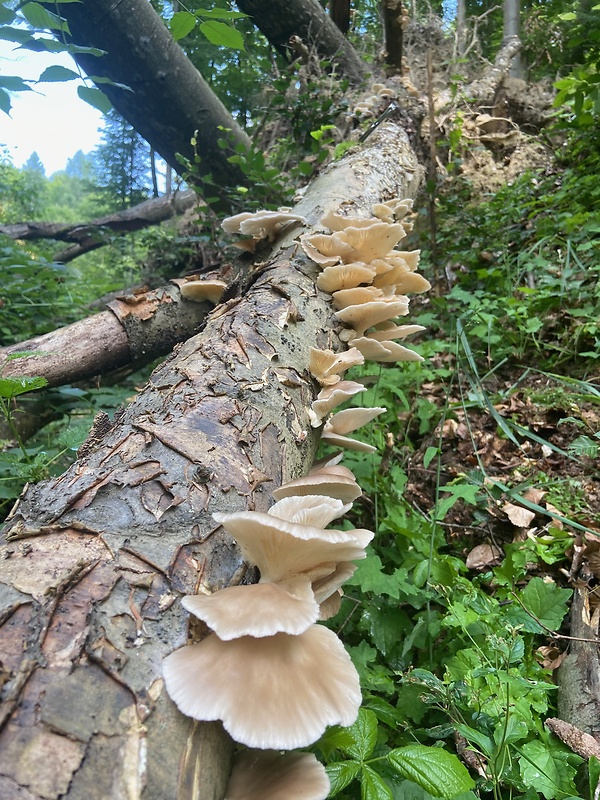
[164,196,429,798]
[222,208,306,253]
[353,82,396,117]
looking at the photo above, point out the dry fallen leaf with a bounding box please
[503,502,536,528]
[466,543,503,570]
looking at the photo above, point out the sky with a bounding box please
[0,41,104,175]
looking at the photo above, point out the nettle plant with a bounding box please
[163,200,477,798]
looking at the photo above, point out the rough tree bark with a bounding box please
[0,123,421,799]
[381,0,405,71]
[0,282,218,389]
[235,0,368,85]
[46,0,251,209]
[0,189,198,263]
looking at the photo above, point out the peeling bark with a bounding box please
[0,190,198,264]
[0,282,216,389]
[0,123,421,799]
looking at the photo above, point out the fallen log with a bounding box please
[0,122,421,799]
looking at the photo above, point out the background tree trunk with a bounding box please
[49,0,251,209]
[503,0,524,78]
[235,0,368,84]
[0,122,421,800]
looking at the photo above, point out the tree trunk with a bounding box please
[0,281,219,389]
[235,0,368,85]
[0,189,198,263]
[329,0,351,34]
[456,0,466,58]
[0,122,421,800]
[48,0,251,210]
[503,0,524,78]
[381,0,405,71]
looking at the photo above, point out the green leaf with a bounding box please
[0,4,15,23]
[0,75,32,91]
[77,85,111,114]
[0,87,11,114]
[0,25,34,42]
[347,553,402,598]
[0,376,48,398]
[388,745,475,798]
[170,10,197,40]
[519,740,579,799]
[436,483,480,520]
[196,7,247,19]
[21,2,69,32]
[423,446,439,468]
[18,37,105,56]
[344,709,378,761]
[37,65,79,82]
[361,765,393,800]
[87,76,132,91]
[589,755,600,799]
[507,577,572,634]
[326,761,362,795]
[199,20,244,49]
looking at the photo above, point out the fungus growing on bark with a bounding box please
[335,298,409,339]
[309,347,364,386]
[182,574,319,639]
[180,279,227,305]
[321,406,386,452]
[224,750,330,800]
[331,285,391,309]
[300,233,353,266]
[267,494,352,528]
[309,380,367,426]
[352,336,424,363]
[222,210,306,242]
[368,322,426,340]
[212,510,372,583]
[163,625,362,749]
[316,262,376,292]
[335,222,406,262]
[271,470,362,504]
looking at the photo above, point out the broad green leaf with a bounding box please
[21,2,69,32]
[346,553,402,598]
[87,75,132,91]
[37,65,79,82]
[0,25,34,42]
[436,483,480,520]
[343,709,378,761]
[0,376,48,398]
[361,765,393,800]
[199,20,244,49]
[507,577,572,634]
[326,761,361,795]
[0,76,32,91]
[170,10,197,40]
[388,745,475,798]
[423,446,439,468]
[196,7,247,19]
[19,37,105,56]
[519,740,579,799]
[0,3,15,23]
[0,87,11,114]
[77,85,111,114]
[589,755,600,799]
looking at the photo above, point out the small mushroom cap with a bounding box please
[320,210,383,232]
[309,380,367,427]
[309,346,364,386]
[331,286,386,309]
[312,561,357,604]
[222,212,255,233]
[335,299,410,338]
[182,574,319,639]
[163,626,362,749]
[300,233,353,266]
[180,280,227,305]
[372,266,430,293]
[271,472,362,504]
[223,210,305,241]
[213,510,370,582]
[316,263,376,292]
[368,322,426,341]
[268,494,352,528]
[320,432,377,453]
[224,750,330,800]
[352,337,424,363]
[325,407,386,436]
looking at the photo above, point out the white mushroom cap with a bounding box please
[335,299,410,338]
[309,380,367,427]
[312,561,357,604]
[368,322,426,340]
[318,590,343,620]
[271,472,362,504]
[331,286,387,309]
[180,280,227,305]
[320,210,383,232]
[213,510,371,582]
[372,265,431,293]
[268,494,352,528]
[316,262,376,292]
[182,574,319,639]
[352,337,424,363]
[393,250,421,271]
[321,407,385,453]
[300,233,353,266]
[335,222,406,262]
[163,625,362,749]
[223,210,306,241]
[224,750,330,800]
[309,347,364,386]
